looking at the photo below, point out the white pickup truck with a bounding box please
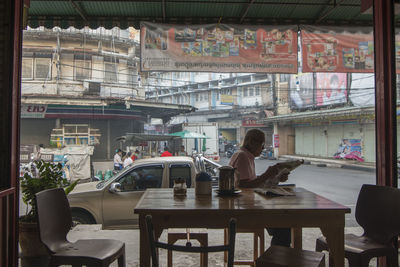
[68,156,220,229]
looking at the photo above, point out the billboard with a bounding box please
[316,73,347,106]
[301,26,375,73]
[141,22,298,73]
[289,73,314,109]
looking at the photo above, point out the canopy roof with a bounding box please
[169,130,209,139]
[116,133,180,143]
[27,0,383,30]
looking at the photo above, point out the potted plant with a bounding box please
[19,159,78,266]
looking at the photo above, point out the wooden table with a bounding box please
[134,188,350,267]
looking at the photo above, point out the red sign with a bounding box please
[302,26,375,73]
[141,22,298,73]
[273,134,280,148]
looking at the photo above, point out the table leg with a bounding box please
[291,227,302,249]
[321,226,345,267]
[139,214,151,267]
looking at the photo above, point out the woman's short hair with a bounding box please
[242,129,265,152]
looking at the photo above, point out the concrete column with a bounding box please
[55,118,61,128]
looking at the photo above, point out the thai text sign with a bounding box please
[141,22,298,73]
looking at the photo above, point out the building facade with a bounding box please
[146,71,400,163]
[21,27,193,160]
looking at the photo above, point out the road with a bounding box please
[219,156,376,227]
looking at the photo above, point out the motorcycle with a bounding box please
[225,144,237,158]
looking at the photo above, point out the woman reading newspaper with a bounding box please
[229,128,303,247]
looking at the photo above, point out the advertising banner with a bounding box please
[289,73,314,109]
[220,94,234,105]
[302,26,375,73]
[349,73,375,107]
[333,139,364,162]
[141,22,298,73]
[316,73,347,106]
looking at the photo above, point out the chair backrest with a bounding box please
[35,188,73,253]
[356,184,400,244]
[145,215,236,267]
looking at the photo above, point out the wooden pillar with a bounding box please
[0,0,23,266]
[373,0,397,188]
[373,0,397,266]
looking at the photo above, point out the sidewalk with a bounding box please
[68,225,365,267]
[279,154,375,173]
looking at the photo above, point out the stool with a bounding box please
[167,232,208,267]
[255,245,325,267]
[224,228,265,266]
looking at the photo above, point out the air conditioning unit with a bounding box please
[83,81,101,96]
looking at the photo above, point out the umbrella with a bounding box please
[169,130,209,155]
[169,130,209,139]
[202,132,207,152]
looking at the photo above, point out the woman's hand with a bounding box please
[276,168,290,182]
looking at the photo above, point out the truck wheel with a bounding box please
[71,210,95,226]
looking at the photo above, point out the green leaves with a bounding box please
[20,160,78,222]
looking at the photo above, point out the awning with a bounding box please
[27,0,378,30]
[116,133,180,143]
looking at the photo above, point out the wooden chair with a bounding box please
[35,188,126,267]
[255,245,325,267]
[316,184,400,267]
[224,228,265,266]
[167,231,208,267]
[146,215,237,267]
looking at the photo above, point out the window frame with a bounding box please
[74,59,92,81]
[21,58,34,80]
[104,62,118,83]
[34,57,52,80]
[117,164,164,192]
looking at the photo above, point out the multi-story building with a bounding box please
[21,27,193,160]
[146,73,276,149]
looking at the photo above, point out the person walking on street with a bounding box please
[123,152,133,168]
[114,149,123,170]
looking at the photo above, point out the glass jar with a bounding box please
[173,177,187,196]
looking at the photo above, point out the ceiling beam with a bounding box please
[315,0,346,23]
[69,0,88,21]
[239,0,256,23]
[34,0,360,7]
[162,0,166,22]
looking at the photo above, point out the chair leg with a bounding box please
[253,232,258,261]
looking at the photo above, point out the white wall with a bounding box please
[294,122,376,162]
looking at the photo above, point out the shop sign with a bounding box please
[273,134,280,148]
[21,104,47,118]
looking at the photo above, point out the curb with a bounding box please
[340,164,376,172]
[279,155,375,173]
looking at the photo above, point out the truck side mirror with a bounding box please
[109,182,122,193]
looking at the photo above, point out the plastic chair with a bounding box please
[146,215,237,267]
[35,188,126,267]
[316,184,400,267]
